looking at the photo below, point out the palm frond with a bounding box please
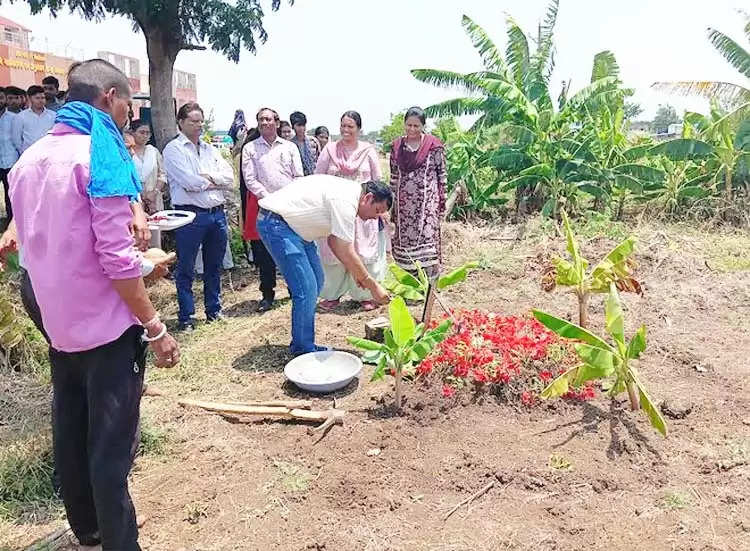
[411,69,492,95]
[529,0,559,80]
[591,50,620,83]
[505,16,530,89]
[566,77,621,111]
[651,81,750,106]
[477,79,539,122]
[461,15,506,73]
[707,28,750,80]
[423,97,489,119]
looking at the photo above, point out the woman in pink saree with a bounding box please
[315,110,386,311]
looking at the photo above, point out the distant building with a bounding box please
[629,120,651,133]
[97,51,142,95]
[173,69,197,107]
[0,16,198,109]
[0,16,76,89]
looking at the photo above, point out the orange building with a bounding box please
[0,16,198,107]
[0,16,76,88]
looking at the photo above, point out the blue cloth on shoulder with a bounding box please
[55,101,142,200]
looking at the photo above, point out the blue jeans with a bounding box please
[174,209,228,324]
[257,211,324,355]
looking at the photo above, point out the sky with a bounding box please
[1,0,747,132]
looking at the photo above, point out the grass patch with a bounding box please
[537,210,629,241]
[138,418,170,457]
[0,434,59,521]
[703,233,750,272]
[272,460,313,493]
[548,454,572,471]
[659,490,692,511]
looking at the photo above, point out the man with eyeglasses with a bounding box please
[163,102,234,331]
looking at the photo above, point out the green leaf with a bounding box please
[649,138,714,160]
[605,285,625,347]
[389,297,416,347]
[389,263,422,289]
[532,310,613,351]
[590,50,620,82]
[561,210,586,282]
[578,183,609,199]
[436,261,479,290]
[520,163,554,181]
[384,328,399,357]
[414,261,430,289]
[361,349,385,365]
[370,355,387,382]
[346,336,382,351]
[613,174,644,194]
[626,325,647,359]
[622,144,651,161]
[613,164,666,184]
[460,15,506,72]
[540,365,580,399]
[553,258,579,286]
[590,236,637,287]
[677,185,710,199]
[573,343,617,379]
[541,198,555,218]
[633,374,668,437]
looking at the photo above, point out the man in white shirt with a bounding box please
[257,174,391,356]
[242,107,303,312]
[11,85,56,155]
[0,88,19,222]
[163,102,235,331]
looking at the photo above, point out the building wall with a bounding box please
[0,44,74,88]
[97,51,141,93]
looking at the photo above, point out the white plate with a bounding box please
[284,351,362,393]
[148,210,196,231]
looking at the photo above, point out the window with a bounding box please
[129,59,139,79]
[3,26,23,47]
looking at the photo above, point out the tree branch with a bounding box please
[181,43,207,51]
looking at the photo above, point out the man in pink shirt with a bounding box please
[9,59,179,551]
[241,107,303,311]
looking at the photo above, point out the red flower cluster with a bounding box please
[420,309,595,405]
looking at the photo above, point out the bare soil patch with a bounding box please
[2,220,750,551]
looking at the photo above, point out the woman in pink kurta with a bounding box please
[316,110,386,311]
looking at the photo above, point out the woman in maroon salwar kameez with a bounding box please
[389,107,447,278]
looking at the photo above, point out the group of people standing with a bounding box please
[0,76,66,222]
[233,106,448,318]
[1,56,450,550]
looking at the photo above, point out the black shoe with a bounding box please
[206,313,226,323]
[257,298,274,313]
[177,320,196,332]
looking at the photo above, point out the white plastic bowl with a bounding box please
[147,210,196,231]
[284,351,362,393]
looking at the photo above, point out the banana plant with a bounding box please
[542,210,641,328]
[384,261,479,302]
[348,297,452,411]
[533,284,667,436]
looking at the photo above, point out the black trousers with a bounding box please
[1,167,11,222]
[50,325,147,551]
[20,268,49,343]
[250,238,276,301]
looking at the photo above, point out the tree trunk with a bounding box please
[626,381,640,410]
[577,292,589,328]
[725,166,733,205]
[143,29,179,151]
[394,364,403,412]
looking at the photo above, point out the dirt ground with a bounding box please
[3,218,750,551]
